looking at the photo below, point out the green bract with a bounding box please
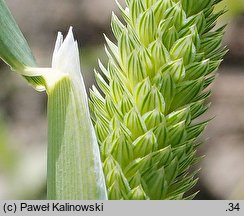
[91,0,226,199]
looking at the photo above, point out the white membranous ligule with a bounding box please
[25,28,85,92]
[91,0,226,199]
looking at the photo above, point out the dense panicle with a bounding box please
[91,0,226,199]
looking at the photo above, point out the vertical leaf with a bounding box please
[47,30,107,199]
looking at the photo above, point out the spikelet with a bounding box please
[90,0,226,200]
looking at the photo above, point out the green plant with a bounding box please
[0,0,106,200]
[90,0,226,199]
[0,0,226,200]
